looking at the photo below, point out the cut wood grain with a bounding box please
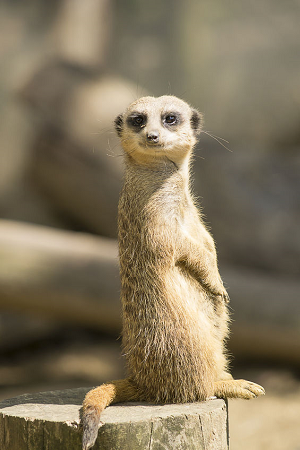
[0,388,229,450]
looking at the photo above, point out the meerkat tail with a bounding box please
[81,378,138,450]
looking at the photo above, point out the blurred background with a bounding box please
[0,1,300,448]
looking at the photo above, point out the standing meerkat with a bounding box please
[81,95,265,450]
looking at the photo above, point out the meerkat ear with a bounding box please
[190,109,203,135]
[114,114,124,137]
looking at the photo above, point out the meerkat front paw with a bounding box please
[214,379,265,399]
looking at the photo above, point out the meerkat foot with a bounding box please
[81,378,138,450]
[214,379,265,400]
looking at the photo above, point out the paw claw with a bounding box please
[223,292,230,304]
[247,382,265,397]
[216,291,230,304]
[240,380,265,399]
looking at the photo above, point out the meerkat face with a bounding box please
[115,96,203,166]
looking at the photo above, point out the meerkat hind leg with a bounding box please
[81,378,138,450]
[214,378,265,400]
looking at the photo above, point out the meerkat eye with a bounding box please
[163,112,182,128]
[131,114,146,127]
[165,114,177,124]
[133,116,143,125]
[127,113,147,130]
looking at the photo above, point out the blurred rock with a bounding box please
[51,0,112,68]
[21,61,144,156]
[21,62,146,236]
[194,140,300,275]
[110,1,300,148]
[0,335,124,396]
[0,220,121,332]
[0,313,58,351]
[179,1,300,147]
[30,126,121,237]
[223,266,300,366]
[1,220,300,366]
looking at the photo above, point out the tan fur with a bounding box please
[81,96,265,450]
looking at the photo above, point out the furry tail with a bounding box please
[81,378,138,450]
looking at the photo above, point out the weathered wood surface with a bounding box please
[0,388,229,450]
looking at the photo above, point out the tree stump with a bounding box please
[0,388,229,450]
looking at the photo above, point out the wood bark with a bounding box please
[0,388,229,450]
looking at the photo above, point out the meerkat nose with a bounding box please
[146,131,159,143]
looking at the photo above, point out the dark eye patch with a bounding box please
[127,112,147,130]
[190,109,202,134]
[162,112,182,128]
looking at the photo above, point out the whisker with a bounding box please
[204,131,229,144]
[203,130,233,152]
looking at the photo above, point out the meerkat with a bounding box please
[81,95,265,450]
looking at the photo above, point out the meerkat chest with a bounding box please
[175,196,207,242]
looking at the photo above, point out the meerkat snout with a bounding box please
[146,130,159,143]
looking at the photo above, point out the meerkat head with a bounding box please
[114,95,203,166]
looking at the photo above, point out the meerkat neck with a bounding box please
[123,153,193,207]
[124,152,192,179]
